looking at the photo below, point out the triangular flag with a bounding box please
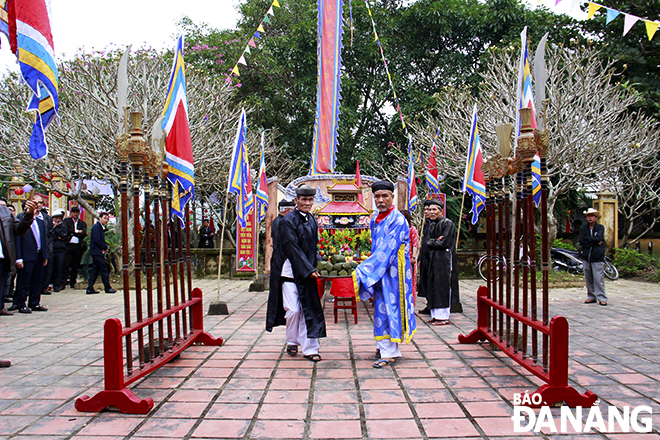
[254,30,262,39]
[555,0,563,6]
[587,2,602,19]
[257,24,265,32]
[263,15,271,24]
[606,8,621,25]
[272,0,280,7]
[374,32,378,42]
[245,45,251,54]
[645,20,659,40]
[237,54,247,66]
[267,6,275,15]
[232,65,240,76]
[623,13,640,36]
[248,38,257,47]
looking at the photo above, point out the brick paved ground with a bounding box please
[1,278,659,439]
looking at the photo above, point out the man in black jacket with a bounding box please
[0,199,38,367]
[49,210,70,292]
[86,212,116,294]
[197,219,215,248]
[265,186,325,362]
[579,208,607,306]
[10,197,49,314]
[61,206,87,290]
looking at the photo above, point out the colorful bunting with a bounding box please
[585,2,659,41]
[623,13,640,36]
[228,0,281,81]
[363,0,407,131]
[605,8,620,25]
[646,20,659,41]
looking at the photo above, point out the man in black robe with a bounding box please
[418,199,459,325]
[266,199,295,334]
[265,186,325,361]
[417,202,433,315]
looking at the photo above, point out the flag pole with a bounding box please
[456,192,466,250]
[216,193,231,301]
[254,207,259,277]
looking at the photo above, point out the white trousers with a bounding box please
[430,307,450,320]
[376,338,402,359]
[282,282,319,356]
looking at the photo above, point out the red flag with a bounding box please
[355,160,363,204]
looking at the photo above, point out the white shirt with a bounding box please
[70,219,80,244]
[32,216,41,251]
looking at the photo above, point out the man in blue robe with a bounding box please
[353,180,416,368]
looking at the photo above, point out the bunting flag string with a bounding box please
[582,1,659,40]
[227,0,281,82]
[363,0,407,134]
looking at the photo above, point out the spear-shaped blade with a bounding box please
[534,33,548,130]
[117,44,132,132]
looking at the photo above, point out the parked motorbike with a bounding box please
[551,247,619,280]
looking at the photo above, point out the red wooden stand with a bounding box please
[75,288,222,414]
[459,286,597,408]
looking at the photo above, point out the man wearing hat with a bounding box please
[418,198,459,325]
[353,181,416,368]
[579,208,607,306]
[266,186,325,361]
[49,210,70,292]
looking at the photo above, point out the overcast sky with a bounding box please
[0,0,584,76]
[0,0,243,74]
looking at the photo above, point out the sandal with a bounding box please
[373,358,395,368]
[584,299,597,304]
[286,345,298,357]
[599,301,607,306]
[304,354,322,362]
[431,319,450,326]
[375,349,381,359]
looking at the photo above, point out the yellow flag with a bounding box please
[232,65,240,76]
[645,20,659,40]
[172,184,181,214]
[272,0,280,7]
[257,24,265,32]
[587,3,602,19]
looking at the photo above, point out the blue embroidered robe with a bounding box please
[353,208,416,343]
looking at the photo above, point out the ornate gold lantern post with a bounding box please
[150,147,166,357]
[116,110,134,375]
[127,112,147,369]
[516,107,538,364]
[142,149,155,363]
[535,102,551,373]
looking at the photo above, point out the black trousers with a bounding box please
[13,256,44,308]
[87,254,111,292]
[0,261,9,307]
[50,251,66,290]
[63,243,83,288]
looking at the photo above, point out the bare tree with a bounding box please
[0,48,296,221]
[410,44,660,242]
[607,154,660,246]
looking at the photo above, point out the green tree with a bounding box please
[180,0,582,180]
[577,0,660,119]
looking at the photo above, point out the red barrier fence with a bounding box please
[458,109,597,408]
[75,288,222,414]
[74,113,222,414]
